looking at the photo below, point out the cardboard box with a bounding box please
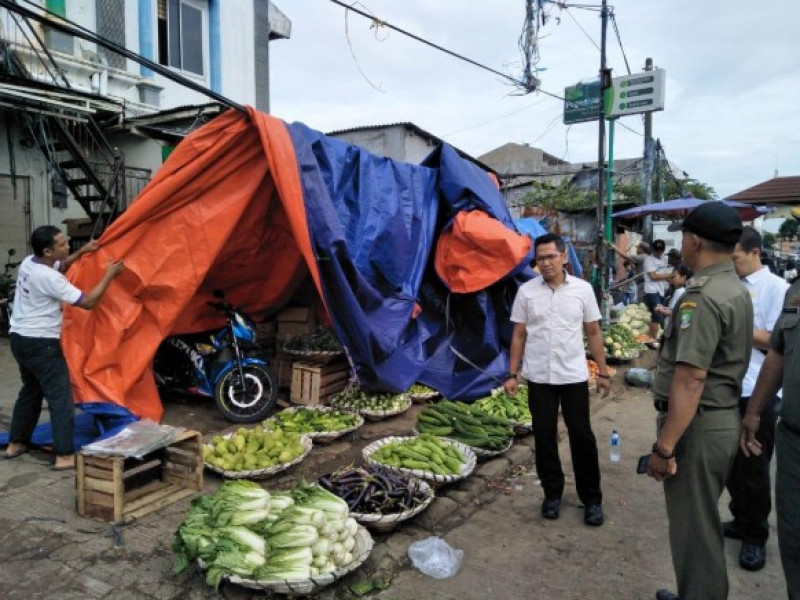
[290,361,349,406]
[76,430,203,523]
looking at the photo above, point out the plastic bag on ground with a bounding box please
[407,536,464,579]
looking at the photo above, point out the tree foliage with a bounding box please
[779,219,798,241]
[519,179,596,212]
[762,232,776,249]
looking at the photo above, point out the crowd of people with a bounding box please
[508,202,798,600]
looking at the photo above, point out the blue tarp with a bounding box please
[514,217,583,278]
[0,402,138,451]
[289,125,533,399]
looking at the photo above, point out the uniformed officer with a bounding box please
[741,248,800,598]
[647,202,753,600]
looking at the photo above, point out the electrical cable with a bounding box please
[562,6,600,51]
[442,97,548,137]
[618,121,644,136]
[328,0,538,92]
[610,13,631,75]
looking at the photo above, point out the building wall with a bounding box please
[329,126,438,165]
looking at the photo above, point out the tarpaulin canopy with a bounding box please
[612,196,771,221]
[62,108,536,421]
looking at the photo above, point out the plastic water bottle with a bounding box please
[610,430,621,463]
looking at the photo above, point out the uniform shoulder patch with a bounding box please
[686,276,709,289]
[678,308,694,329]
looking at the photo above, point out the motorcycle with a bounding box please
[153,290,278,423]
[0,248,19,337]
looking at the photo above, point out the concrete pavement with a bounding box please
[0,337,787,599]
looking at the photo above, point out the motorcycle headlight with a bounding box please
[234,313,257,342]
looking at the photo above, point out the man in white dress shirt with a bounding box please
[725,226,789,571]
[505,233,611,526]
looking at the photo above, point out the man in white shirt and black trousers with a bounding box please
[505,233,611,526]
[3,226,123,470]
[726,226,789,571]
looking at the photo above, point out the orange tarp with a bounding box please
[62,109,319,422]
[434,210,532,293]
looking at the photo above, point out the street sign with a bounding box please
[564,80,602,125]
[607,69,666,117]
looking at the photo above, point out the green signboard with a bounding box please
[563,80,602,125]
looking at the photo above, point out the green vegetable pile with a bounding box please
[603,323,643,360]
[617,303,651,337]
[473,390,531,424]
[204,426,306,472]
[369,434,466,476]
[416,400,514,451]
[173,480,360,588]
[283,325,342,353]
[330,387,409,414]
[265,407,361,434]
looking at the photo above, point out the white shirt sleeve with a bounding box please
[582,282,602,322]
[760,279,790,331]
[510,285,528,324]
[643,256,656,275]
[39,269,83,306]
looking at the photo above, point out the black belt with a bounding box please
[654,400,737,413]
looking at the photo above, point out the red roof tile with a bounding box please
[727,176,800,204]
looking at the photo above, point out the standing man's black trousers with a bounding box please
[528,381,603,505]
[726,395,778,544]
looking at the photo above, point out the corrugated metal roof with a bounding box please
[727,176,800,205]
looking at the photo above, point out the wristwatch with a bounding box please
[505,372,518,380]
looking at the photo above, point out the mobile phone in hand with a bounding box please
[636,454,650,474]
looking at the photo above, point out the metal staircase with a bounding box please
[0,6,127,235]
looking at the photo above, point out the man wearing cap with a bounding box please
[647,202,753,600]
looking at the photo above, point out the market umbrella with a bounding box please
[612,197,770,221]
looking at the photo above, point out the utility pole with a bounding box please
[642,57,654,238]
[595,0,611,311]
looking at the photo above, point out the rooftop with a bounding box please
[727,176,800,205]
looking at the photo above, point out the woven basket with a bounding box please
[411,428,515,460]
[204,434,313,480]
[409,390,439,404]
[263,406,364,444]
[227,526,374,596]
[362,436,476,486]
[280,348,345,364]
[349,478,434,533]
[511,421,533,436]
[331,393,412,421]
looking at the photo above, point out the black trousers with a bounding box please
[726,395,777,544]
[9,334,75,456]
[528,381,602,505]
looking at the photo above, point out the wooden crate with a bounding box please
[271,354,295,388]
[290,361,349,405]
[76,430,203,523]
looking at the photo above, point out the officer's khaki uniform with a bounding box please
[768,280,800,599]
[653,260,753,600]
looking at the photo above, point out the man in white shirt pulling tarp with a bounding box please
[3,226,124,470]
[505,233,611,527]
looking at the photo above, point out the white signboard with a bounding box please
[607,70,666,117]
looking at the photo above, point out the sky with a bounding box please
[269,0,800,199]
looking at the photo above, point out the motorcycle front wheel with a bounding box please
[214,364,278,423]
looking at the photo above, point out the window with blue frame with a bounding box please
[157,0,205,76]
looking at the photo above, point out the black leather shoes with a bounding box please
[541,497,561,520]
[655,589,679,600]
[722,520,743,540]
[739,542,766,571]
[584,503,604,526]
